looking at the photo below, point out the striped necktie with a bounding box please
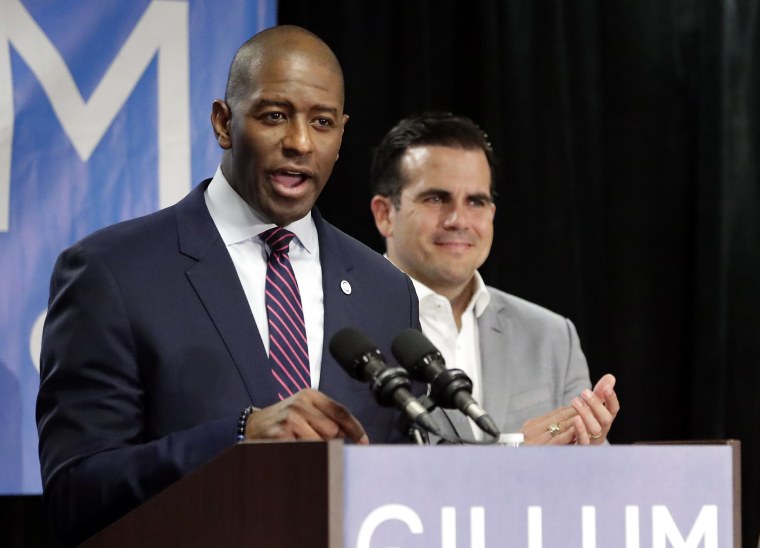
[259,227,310,399]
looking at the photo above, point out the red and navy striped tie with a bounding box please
[260,227,310,399]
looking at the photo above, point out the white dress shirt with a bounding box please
[204,166,324,387]
[383,249,490,438]
[408,272,491,439]
[410,272,490,399]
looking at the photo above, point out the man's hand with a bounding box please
[571,373,619,445]
[521,405,581,445]
[520,373,620,446]
[243,389,369,444]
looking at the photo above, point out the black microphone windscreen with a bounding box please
[329,327,377,374]
[391,328,440,371]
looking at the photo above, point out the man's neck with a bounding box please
[382,252,476,331]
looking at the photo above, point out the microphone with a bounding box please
[329,327,441,436]
[391,328,501,438]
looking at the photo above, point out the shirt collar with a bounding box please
[205,166,317,254]
[469,271,491,318]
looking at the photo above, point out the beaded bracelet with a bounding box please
[236,406,258,442]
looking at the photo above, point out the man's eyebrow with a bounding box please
[413,188,493,202]
[251,99,339,116]
[467,192,494,202]
[252,99,292,109]
[311,104,340,116]
[413,188,452,199]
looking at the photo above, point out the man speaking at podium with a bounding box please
[370,112,620,444]
[37,26,420,545]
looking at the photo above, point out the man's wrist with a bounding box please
[236,406,259,442]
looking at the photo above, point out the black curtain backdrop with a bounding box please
[278,1,760,545]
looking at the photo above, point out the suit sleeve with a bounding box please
[560,318,593,405]
[36,244,237,545]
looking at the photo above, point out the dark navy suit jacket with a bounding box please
[37,180,420,544]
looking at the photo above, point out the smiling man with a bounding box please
[37,26,420,545]
[370,112,619,444]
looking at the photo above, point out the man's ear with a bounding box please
[370,195,395,238]
[211,100,232,150]
[335,114,349,161]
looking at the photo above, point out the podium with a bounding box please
[82,440,741,547]
[81,440,344,547]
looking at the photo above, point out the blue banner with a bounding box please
[0,0,276,494]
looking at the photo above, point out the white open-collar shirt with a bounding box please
[406,268,491,439]
[409,272,491,405]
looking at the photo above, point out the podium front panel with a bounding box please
[343,444,736,548]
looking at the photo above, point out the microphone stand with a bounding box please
[397,395,438,445]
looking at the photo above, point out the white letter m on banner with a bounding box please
[0,0,190,232]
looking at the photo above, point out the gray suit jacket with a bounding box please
[434,286,591,440]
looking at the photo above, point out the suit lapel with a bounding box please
[479,290,513,428]
[312,210,363,400]
[175,181,278,407]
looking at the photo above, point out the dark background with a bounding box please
[279,0,759,546]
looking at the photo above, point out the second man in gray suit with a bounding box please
[370,112,619,444]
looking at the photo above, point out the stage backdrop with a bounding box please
[0,0,276,494]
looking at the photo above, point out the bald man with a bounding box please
[37,26,421,544]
